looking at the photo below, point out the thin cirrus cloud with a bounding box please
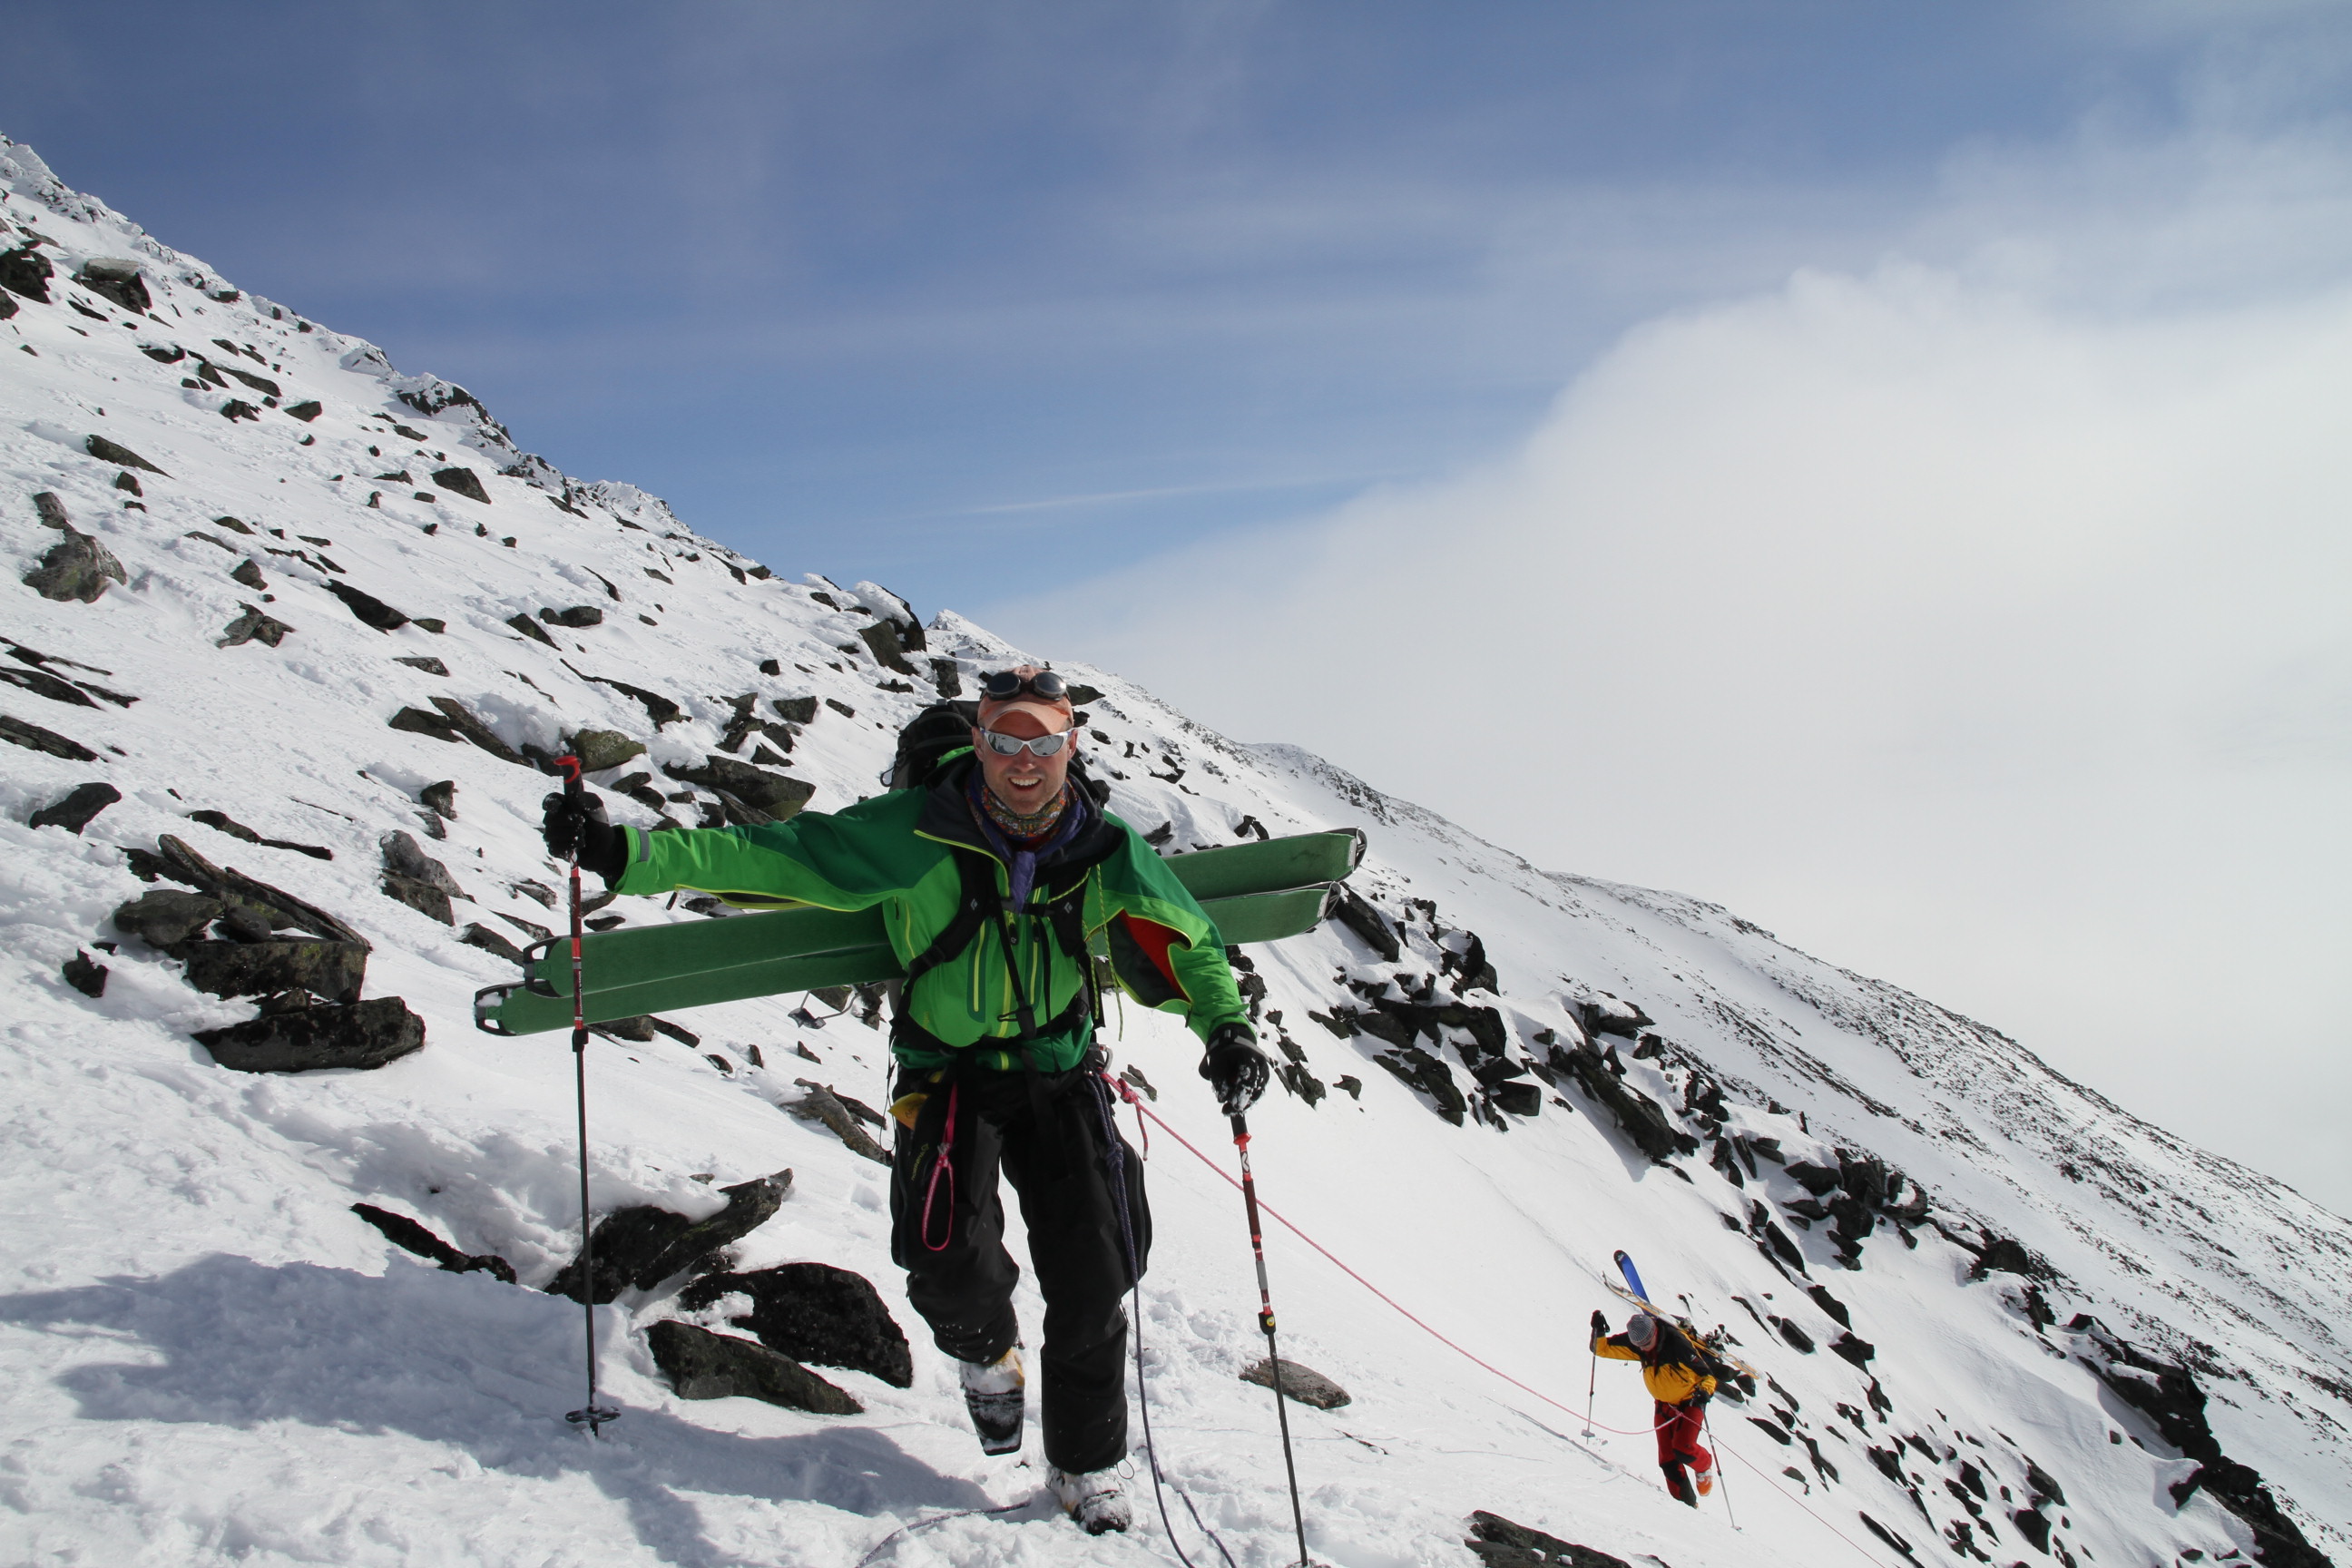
[984,107,2352,1214]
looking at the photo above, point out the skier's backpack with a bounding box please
[887,700,1108,804]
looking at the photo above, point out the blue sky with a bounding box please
[0,1,2253,610]
[7,4,2351,1210]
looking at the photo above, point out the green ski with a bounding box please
[475,828,1360,1035]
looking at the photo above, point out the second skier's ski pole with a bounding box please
[1583,1345,1597,1439]
[1230,1112,1310,1567]
[1703,1402,1735,1527]
[558,756,618,1438]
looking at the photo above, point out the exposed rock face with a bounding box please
[786,1083,890,1163]
[857,622,916,675]
[1240,1357,1351,1409]
[325,580,410,632]
[177,939,368,1004]
[772,695,818,724]
[195,996,426,1073]
[1553,1042,1697,1164]
[389,697,527,766]
[1,713,98,760]
[540,605,603,629]
[218,603,294,648]
[505,613,555,646]
[545,1170,793,1305]
[283,400,322,422]
[429,467,490,504]
[458,922,527,965]
[678,1262,914,1387]
[22,497,127,603]
[114,889,231,948]
[662,755,815,823]
[84,436,165,475]
[1464,1513,1631,1568]
[566,729,643,772]
[122,834,369,947]
[349,1203,516,1284]
[1,244,54,301]
[27,781,120,833]
[75,258,150,313]
[644,1321,862,1415]
[62,949,108,997]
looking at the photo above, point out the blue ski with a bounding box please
[1613,1249,1650,1304]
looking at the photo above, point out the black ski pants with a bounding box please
[889,1060,1151,1475]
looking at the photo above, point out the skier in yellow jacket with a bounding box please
[1592,1309,1724,1506]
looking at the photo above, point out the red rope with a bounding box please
[1117,1092,1900,1568]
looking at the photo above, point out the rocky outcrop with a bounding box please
[1240,1357,1350,1409]
[1553,1041,1696,1164]
[1,713,98,760]
[678,1262,913,1387]
[74,258,150,313]
[1464,1513,1632,1568]
[505,612,555,646]
[325,580,410,632]
[644,1320,861,1415]
[84,435,165,475]
[380,830,466,924]
[122,834,368,947]
[218,603,294,648]
[62,949,108,997]
[566,729,643,772]
[27,781,120,833]
[1,244,54,301]
[22,494,127,603]
[177,939,368,1003]
[545,1170,793,1305]
[662,755,815,825]
[195,996,426,1073]
[786,1083,891,1162]
[430,467,491,504]
[350,1203,516,1284]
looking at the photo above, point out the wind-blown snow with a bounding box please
[3,132,2346,1568]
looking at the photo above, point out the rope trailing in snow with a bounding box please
[1116,1094,1902,1568]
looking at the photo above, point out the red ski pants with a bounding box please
[1653,1399,1711,1475]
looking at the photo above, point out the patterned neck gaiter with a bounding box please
[978,781,1069,844]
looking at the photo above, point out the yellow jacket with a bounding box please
[1593,1324,1718,1406]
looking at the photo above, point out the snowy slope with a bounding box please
[3,132,2346,1568]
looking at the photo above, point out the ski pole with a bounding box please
[1230,1112,1310,1567]
[1702,1402,1734,1528]
[557,756,618,1438]
[1583,1345,1597,1440]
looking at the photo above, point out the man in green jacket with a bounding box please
[544,665,1269,1534]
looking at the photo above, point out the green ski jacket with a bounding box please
[609,759,1247,1073]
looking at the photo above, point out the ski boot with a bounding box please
[959,1346,1024,1455]
[1047,1465,1132,1535]
[1662,1464,1698,1507]
[1694,1465,1715,1498]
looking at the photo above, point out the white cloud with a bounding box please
[985,126,2352,1211]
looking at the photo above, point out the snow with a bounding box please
[4,130,2348,1568]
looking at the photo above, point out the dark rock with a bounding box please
[388,707,463,743]
[349,1202,516,1283]
[1968,1234,2044,1280]
[0,664,98,708]
[583,676,682,729]
[283,400,322,422]
[825,698,855,718]
[505,612,556,647]
[540,605,603,629]
[220,399,262,422]
[928,658,963,698]
[1558,1043,1696,1163]
[220,366,279,397]
[324,580,409,632]
[592,1014,658,1043]
[178,939,368,1003]
[21,504,127,603]
[28,781,121,833]
[1369,1042,1466,1125]
[63,949,108,997]
[382,830,466,899]
[125,834,369,946]
[857,622,916,674]
[394,654,447,676]
[772,695,818,724]
[75,258,151,312]
[1331,887,1401,962]
[381,877,455,925]
[1240,1357,1350,1409]
[644,1321,861,1415]
[1465,1512,1633,1568]
[787,1085,891,1162]
[430,467,491,504]
[420,697,527,766]
[0,287,13,319]
[419,779,458,819]
[547,1170,794,1303]
[196,996,425,1073]
[114,890,230,947]
[459,923,526,965]
[1828,1330,1876,1367]
[1,713,98,760]
[113,471,142,497]
[1490,1080,1543,1117]
[1773,1317,1816,1353]
[566,729,643,772]
[663,756,815,820]
[184,809,331,860]
[218,603,294,648]
[1783,1160,1842,1197]
[1,244,53,301]
[679,1262,913,1387]
[230,557,267,590]
[1806,1284,1852,1328]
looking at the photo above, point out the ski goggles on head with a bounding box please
[979,668,1068,703]
[976,726,1073,758]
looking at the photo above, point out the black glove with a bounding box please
[1591,1309,1609,1338]
[542,789,623,881]
[1200,1023,1270,1115]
